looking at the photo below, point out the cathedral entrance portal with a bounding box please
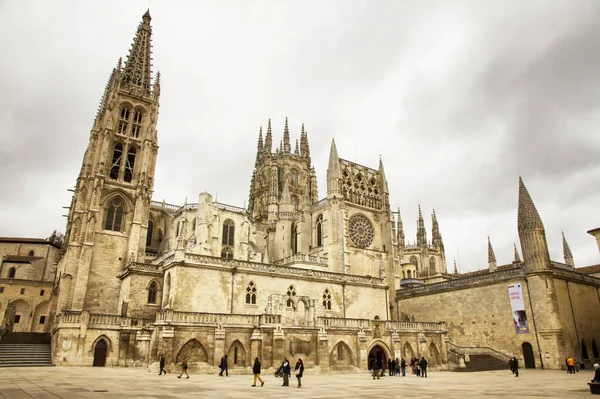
[522,342,536,369]
[367,344,387,371]
[93,340,107,367]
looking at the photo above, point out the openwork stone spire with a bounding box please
[397,207,405,248]
[283,117,291,154]
[562,231,574,267]
[416,205,427,247]
[121,10,153,95]
[255,127,263,163]
[517,177,544,232]
[264,119,272,154]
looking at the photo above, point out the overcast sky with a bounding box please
[1,0,599,272]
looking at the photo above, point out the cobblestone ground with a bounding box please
[0,367,595,398]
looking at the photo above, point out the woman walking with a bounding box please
[177,356,189,379]
[251,357,265,387]
[294,358,305,388]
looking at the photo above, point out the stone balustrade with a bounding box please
[274,253,329,266]
[54,311,153,330]
[318,317,371,330]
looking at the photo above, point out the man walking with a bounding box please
[219,355,229,376]
[419,356,428,378]
[158,354,167,375]
[251,357,265,387]
[281,357,291,386]
[177,356,189,379]
[400,358,407,376]
[510,356,519,377]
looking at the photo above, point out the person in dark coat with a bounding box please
[294,358,305,388]
[400,358,407,376]
[219,355,228,376]
[158,354,167,375]
[509,357,519,377]
[281,357,291,386]
[419,357,428,377]
[251,357,265,387]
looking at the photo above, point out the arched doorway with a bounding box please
[367,344,388,371]
[522,342,535,369]
[428,342,440,366]
[403,342,415,360]
[93,340,107,367]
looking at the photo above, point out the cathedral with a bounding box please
[38,11,600,371]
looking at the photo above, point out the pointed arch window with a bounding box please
[290,168,298,186]
[222,219,235,246]
[8,267,16,279]
[109,143,123,180]
[429,257,436,273]
[410,256,419,270]
[147,281,158,304]
[118,106,130,135]
[131,110,143,138]
[104,198,124,232]
[124,146,136,183]
[146,220,154,247]
[316,214,323,247]
[322,289,332,310]
[286,285,296,307]
[245,281,257,304]
[291,223,298,254]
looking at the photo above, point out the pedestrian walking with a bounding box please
[177,356,189,379]
[281,357,291,386]
[400,358,407,376]
[388,359,393,376]
[370,358,380,380]
[566,357,575,374]
[510,356,519,377]
[294,358,304,388]
[420,357,428,378]
[219,355,229,376]
[251,357,265,387]
[158,354,167,375]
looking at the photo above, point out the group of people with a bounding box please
[370,357,428,379]
[275,357,305,387]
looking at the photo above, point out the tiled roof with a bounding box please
[0,237,61,249]
[575,264,600,274]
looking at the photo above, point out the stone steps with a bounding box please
[0,334,53,367]
[456,354,508,372]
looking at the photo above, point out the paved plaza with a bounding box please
[0,367,595,398]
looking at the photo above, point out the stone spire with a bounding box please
[153,71,161,101]
[517,177,551,274]
[283,117,291,154]
[514,243,521,262]
[488,236,497,271]
[416,205,427,247]
[432,209,440,247]
[378,157,389,195]
[453,259,458,274]
[397,207,405,248]
[326,139,342,199]
[300,123,311,163]
[264,119,272,154]
[309,167,318,203]
[294,139,299,156]
[255,126,263,163]
[562,231,574,267]
[121,10,153,95]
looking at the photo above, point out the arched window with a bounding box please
[104,198,124,231]
[222,219,235,246]
[131,110,143,138]
[407,270,412,278]
[402,271,406,279]
[291,195,299,210]
[146,220,154,247]
[291,223,298,254]
[410,256,419,270]
[118,106,130,135]
[322,289,332,310]
[28,250,34,256]
[286,285,296,307]
[109,143,123,180]
[8,267,16,279]
[429,257,436,273]
[290,168,298,186]
[245,281,257,304]
[316,214,323,247]
[124,146,136,183]
[147,281,157,304]
[221,247,233,260]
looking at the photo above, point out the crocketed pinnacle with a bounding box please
[300,123,311,162]
[294,139,299,156]
[488,236,497,264]
[397,207,405,247]
[283,117,291,153]
[562,231,574,266]
[453,260,458,274]
[255,127,263,163]
[264,119,272,154]
[378,157,389,194]
[514,243,521,262]
[121,11,153,95]
[327,138,342,197]
[517,177,544,232]
[417,204,426,246]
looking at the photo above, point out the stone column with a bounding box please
[213,326,226,368]
[250,328,263,365]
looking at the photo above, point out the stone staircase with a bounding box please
[455,354,508,372]
[0,333,53,367]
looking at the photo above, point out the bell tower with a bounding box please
[57,10,161,313]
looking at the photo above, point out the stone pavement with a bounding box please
[0,367,595,399]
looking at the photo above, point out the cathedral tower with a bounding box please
[57,11,160,313]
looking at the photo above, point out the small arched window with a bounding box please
[8,267,16,279]
[131,110,143,138]
[410,256,419,270]
[316,214,323,247]
[291,223,298,254]
[286,285,296,307]
[222,219,235,246]
[124,146,136,183]
[147,281,158,304]
[28,250,34,257]
[407,270,412,279]
[104,198,124,231]
[322,289,332,310]
[109,143,123,180]
[146,220,154,247]
[246,281,257,304]
[118,106,130,135]
[429,257,436,273]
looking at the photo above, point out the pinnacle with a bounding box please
[143,9,151,20]
[487,236,497,263]
[514,243,521,262]
[562,231,573,260]
[517,177,544,231]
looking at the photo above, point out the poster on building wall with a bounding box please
[508,283,529,334]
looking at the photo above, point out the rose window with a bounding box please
[348,214,374,248]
